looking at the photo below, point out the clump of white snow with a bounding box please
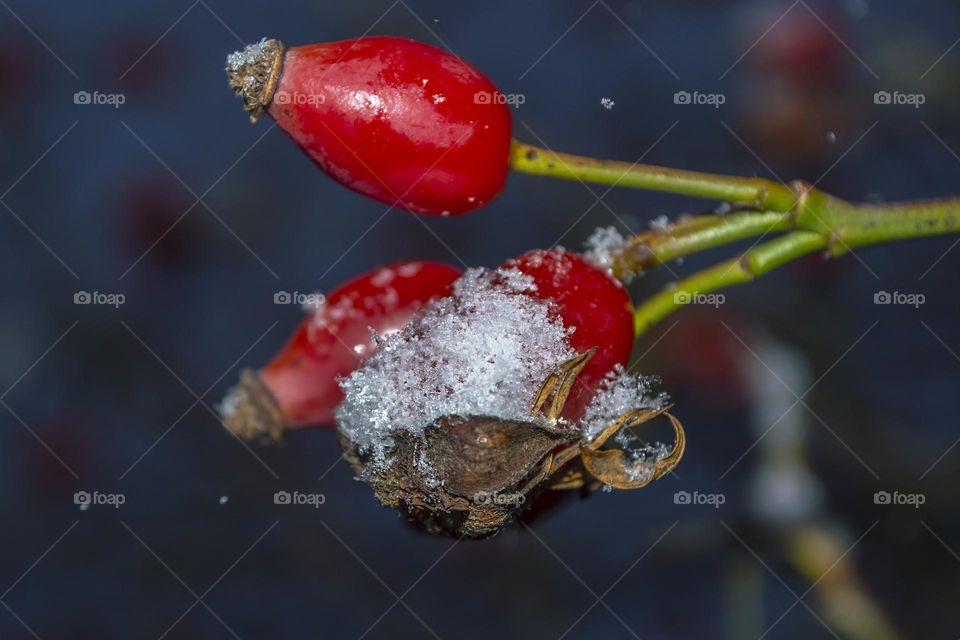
[335,267,577,468]
[580,365,665,442]
[649,215,671,233]
[584,226,629,275]
[601,97,616,110]
[226,39,271,68]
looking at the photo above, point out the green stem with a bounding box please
[608,210,793,280]
[509,140,799,212]
[633,232,826,335]
[798,192,960,253]
[629,192,960,338]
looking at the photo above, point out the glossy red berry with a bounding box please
[333,251,650,538]
[226,37,512,216]
[221,261,461,439]
[503,249,635,419]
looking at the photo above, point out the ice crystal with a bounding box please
[580,365,665,442]
[226,38,271,71]
[583,226,629,274]
[225,38,273,96]
[649,214,671,233]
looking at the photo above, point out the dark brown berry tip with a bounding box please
[225,38,285,122]
[219,368,285,442]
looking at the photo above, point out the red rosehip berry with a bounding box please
[221,260,461,440]
[225,37,512,216]
[504,249,635,419]
[333,249,675,538]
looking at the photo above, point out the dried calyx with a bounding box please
[334,267,685,538]
[220,369,284,442]
[225,38,285,121]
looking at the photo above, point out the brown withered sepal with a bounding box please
[337,415,581,539]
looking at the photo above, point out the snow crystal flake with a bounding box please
[584,226,628,274]
[580,365,664,441]
[225,38,271,72]
[649,215,671,233]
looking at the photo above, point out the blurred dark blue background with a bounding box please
[3,1,960,638]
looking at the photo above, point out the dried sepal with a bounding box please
[337,417,577,538]
[531,347,597,421]
[220,369,285,443]
[423,416,576,496]
[580,408,685,489]
[225,38,285,122]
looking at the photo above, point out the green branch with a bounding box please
[633,231,826,336]
[628,194,960,339]
[509,139,799,212]
[606,210,793,281]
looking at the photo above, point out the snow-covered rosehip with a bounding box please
[335,249,683,538]
[220,261,461,440]
[225,37,512,216]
